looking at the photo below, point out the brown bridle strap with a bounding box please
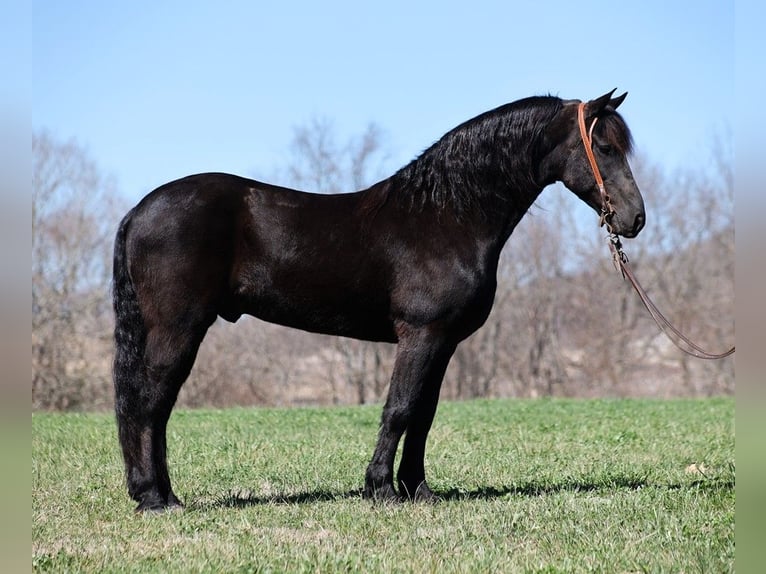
[577,103,613,228]
[577,102,735,360]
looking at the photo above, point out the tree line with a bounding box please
[32,122,734,411]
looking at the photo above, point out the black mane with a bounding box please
[390,96,563,215]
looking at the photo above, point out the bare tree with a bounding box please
[32,131,124,410]
[625,147,734,395]
[180,317,316,408]
[557,150,734,397]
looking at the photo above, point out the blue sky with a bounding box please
[32,0,733,203]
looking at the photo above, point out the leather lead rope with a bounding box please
[577,102,734,360]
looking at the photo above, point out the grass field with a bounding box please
[33,398,734,573]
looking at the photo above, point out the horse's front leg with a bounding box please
[396,340,453,501]
[364,328,455,501]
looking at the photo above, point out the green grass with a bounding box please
[33,398,734,573]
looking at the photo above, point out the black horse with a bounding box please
[113,90,645,511]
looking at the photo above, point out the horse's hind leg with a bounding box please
[115,312,213,512]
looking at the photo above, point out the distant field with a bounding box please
[33,398,734,573]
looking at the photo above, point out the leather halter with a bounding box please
[576,102,734,360]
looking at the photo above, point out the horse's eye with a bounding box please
[597,144,614,156]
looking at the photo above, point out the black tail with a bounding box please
[112,208,146,431]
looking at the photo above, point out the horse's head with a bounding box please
[548,90,645,238]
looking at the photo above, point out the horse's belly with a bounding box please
[224,287,397,343]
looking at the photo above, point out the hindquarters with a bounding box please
[116,174,249,396]
[120,175,242,399]
[112,174,246,510]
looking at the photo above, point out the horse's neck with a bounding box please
[469,179,546,246]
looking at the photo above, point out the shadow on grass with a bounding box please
[192,489,365,510]
[442,475,734,501]
[194,474,733,510]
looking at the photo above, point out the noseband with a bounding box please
[576,102,734,360]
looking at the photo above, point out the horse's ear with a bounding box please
[609,92,628,110]
[586,89,617,116]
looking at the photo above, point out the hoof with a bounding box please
[134,493,185,514]
[362,483,401,502]
[167,492,185,509]
[399,480,440,503]
[135,500,167,513]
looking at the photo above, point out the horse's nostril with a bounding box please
[634,213,646,234]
